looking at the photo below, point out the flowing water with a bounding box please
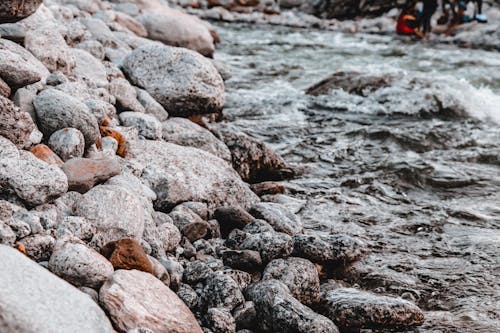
[215,23,500,332]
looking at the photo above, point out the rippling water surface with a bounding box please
[215,23,500,332]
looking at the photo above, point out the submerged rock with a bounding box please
[123,43,224,117]
[100,269,203,333]
[0,244,114,332]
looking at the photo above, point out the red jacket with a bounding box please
[396,14,418,35]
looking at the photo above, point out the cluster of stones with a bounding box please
[0,0,425,332]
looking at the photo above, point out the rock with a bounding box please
[0,0,43,23]
[0,150,68,206]
[0,135,19,159]
[170,205,209,243]
[0,95,36,148]
[233,301,257,331]
[71,48,108,87]
[183,260,214,284]
[99,269,203,333]
[120,111,162,140]
[242,220,274,234]
[0,39,48,88]
[48,128,85,161]
[57,216,95,241]
[135,88,169,121]
[219,129,291,183]
[108,78,145,113]
[0,78,10,97]
[204,308,236,333]
[13,83,40,121]
[159,256,184,291]
[76,40,105,61]
[162,117,231,161]
[249,202,303,235]
[61,158,121,193]
[177,283,199,311]
[49,237,114,289]
[201,272,245,311]
[143,214,181,256]
[0,222,16,245]
[306,71,395,96]
[214,206,255,238]
[18,233,55,261]
[0,244,114,332]
[74,185,146,249]
[250,181,285,196]
[46,71,68,86]
[33,89,100,148]
[221,250,262,271]
[122,44,224,117]
[101,238,154,274]
[292,234,365,264]
[132,140,258,211]
[6,214,30,238]
[0,22,25,43]
[30,144,63,166]
[239,231,293,263]
[317,287,425,330]
[24,26,76,75]
[246,279,339,333]
[262,257,320,305]
[137,11,214,57]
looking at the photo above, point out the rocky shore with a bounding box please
[0,1,433,333]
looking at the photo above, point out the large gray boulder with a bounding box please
[0,0,44,23]
[122,44,224,117]
[131,140,258,211]
[74,185,146,249]
[99,269,203,333]
[71,48,108,87]
[0,244,114,332]
[0,150,68,206]
[34,89,100,148]
[0,95,35,148]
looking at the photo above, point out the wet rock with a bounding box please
[108,78,145,113]
[135,87,169,121]
[0,222,16,246]
[242,220,274,234]
[18,233,55,261]
[214,206,254,238]
[0,39,47,89]
[30,144,63,166]
[292,234,365,264]
[132,140,258,211]
[48,128,85,161]
[101,238,154,274]
[184,260,214,284]
[0,151,68,206]
[48,237,114,289]
[0,95,35,148]
[233,301,257,331]
[120,111,162,140]
[318,287,425,330]
[0,244,114,332]
[219,129,291,183]
[246,279,339,333]
[74,185,146,249]
[177,283,199,311]
[162,117,231,161]
[137,12,214,57]
[239,231,293,263]
[249,202,303,235]
[262,257,320,305]
[250,181,285,196]
[100,269,203,333]
[61,157,121,193]
[33,89,100,148]
[170,205,210,243]
[201,272,245,311]
[221,249,262,271]
[306,71,395,96]
[57,216,95,241]
[71,48,108,87]
[204,307,236,333]
[122,43,224,117]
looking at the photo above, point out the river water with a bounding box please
[215,23,500,332]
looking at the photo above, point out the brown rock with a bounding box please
[30,144,63,166]
[0,95,35,148]
[251,181,286,196]
[0,0,44,24]
[61,157,121,193]
[0,78,11,97]
[213,206,254,238]
[102,238,154,274]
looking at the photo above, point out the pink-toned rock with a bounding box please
[99,269,203,333]
[0,0,44,23]
[0,95,35,148]
[30,144,63,166]
[61,158,121,193]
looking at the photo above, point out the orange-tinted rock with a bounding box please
[0,78,10,97]
[99,126,128,157]
[251,181,286,196]
[30,144,64,166]
[102,238,154,274]
[61,157,121,193]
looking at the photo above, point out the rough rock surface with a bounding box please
[48,128,85,161]
[201,272,245,311]
[318,287,425,330]
[99,269,203,333]
[292,234,365,264]
[61,158,121,193]
[30,144,63,166]
[101,238,154,274]
[132,140,258,211]
[120,111,162,140]
[74,185,146,249]
[238,231,293,263]
[204,307,236,333]
[214,206,254,237]
[0,0,44,24]
[0,244,114,332]
[123,44,225,117]
[48,237,114,289]
[0,95,36,148]
[249,202,303,235]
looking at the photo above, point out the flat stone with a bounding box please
[61,157,121,193]
[30,144,63,166]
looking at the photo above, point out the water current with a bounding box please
[215,23,500,332]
